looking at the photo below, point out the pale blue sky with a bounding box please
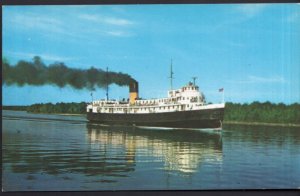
[2,4,300,105]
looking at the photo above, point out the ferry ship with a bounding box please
[87,78,225,130]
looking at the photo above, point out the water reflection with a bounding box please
[86,124,223,174]
[223,124,300,147]
[3,119,223,182]
[2,122,135,179]
[3,111,300,190]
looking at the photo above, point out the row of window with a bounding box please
[98,105,188,112]
[182,86,199,91]
[136,96,201,105]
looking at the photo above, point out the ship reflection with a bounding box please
[86,124,223,174]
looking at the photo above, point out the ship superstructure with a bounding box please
[87,81,223,115]
[87,80,225,130]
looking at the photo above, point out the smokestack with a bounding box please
[129,80,138,104]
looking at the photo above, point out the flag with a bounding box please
[219,88,224,92]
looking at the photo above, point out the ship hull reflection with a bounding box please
[87,124,223,174]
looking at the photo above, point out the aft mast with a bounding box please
[106,67,109,101]
[192,77,197,86]
[169,59,174,90]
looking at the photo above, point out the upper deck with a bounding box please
[86,82,217,114]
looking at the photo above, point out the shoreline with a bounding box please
[224,121,300,127]
[3,110,299,127]
[2,110,85,117]
[56,113,85,116]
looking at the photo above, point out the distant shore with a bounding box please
[224,121,300,127]
[56,113,85,116]
[2,109,85,117]
[3,109,299,128]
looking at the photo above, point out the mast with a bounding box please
[222,88,225,103]
[169,59,174,90]
[106,67,109,101]
[192,77,197,86]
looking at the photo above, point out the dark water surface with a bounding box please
[2,110,300,191]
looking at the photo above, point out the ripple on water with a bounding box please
[2,111,300,190]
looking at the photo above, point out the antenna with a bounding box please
[169,59,174,90]
[192,77,197,86]
[106,67,109,100]
[91,91,93,106]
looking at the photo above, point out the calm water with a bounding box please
[2,110,300,191]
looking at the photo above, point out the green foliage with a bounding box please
[4,101,300,124]
[26,102,87,114]
[3,106,28,111]
[224,102,300,124]
[2,57,13,85]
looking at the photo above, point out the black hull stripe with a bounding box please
[87,108,224,129]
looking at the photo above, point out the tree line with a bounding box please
[3,101,300,124]
[224,102,300,124]
[26,102,87,114]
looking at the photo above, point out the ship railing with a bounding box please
[134,103,159,106]
[96,100,196,109]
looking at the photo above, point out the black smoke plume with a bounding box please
[2,56,135,90]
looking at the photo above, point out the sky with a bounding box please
[2,4,300,105]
